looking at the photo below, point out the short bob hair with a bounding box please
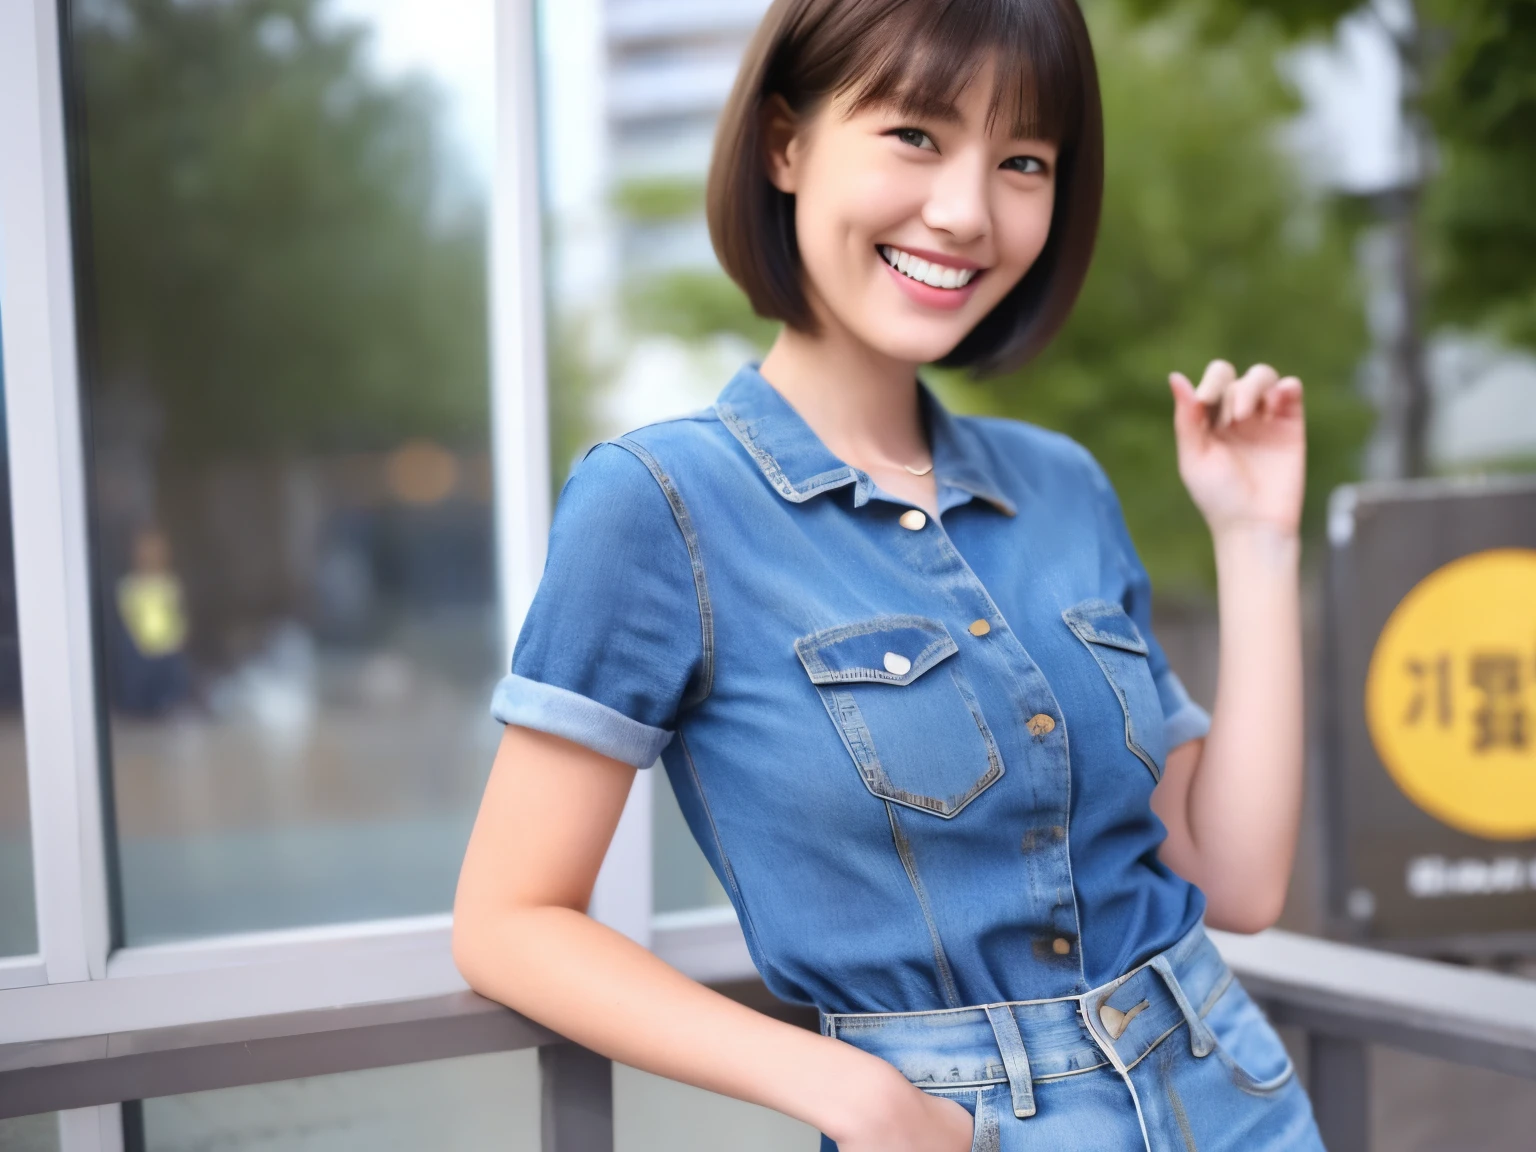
[707,0,1103,377]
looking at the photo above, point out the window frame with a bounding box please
[0,0,698,1145]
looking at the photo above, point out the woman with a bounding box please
[453,0,1323,1148]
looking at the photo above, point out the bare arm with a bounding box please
[452,724,974,1151]
[1150,361,1306,933]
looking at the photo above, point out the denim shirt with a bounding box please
[494,364,1211,1014]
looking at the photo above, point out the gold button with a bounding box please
[967,619,991,637]
[882,651,912,676]
[1027,713,1055,736]
[898,509,927,531]
[1052,937,1072,956]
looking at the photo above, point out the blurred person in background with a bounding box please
[113,525,191,717]
[456,1,1320,1149]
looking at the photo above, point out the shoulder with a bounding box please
[554,409,735,533]
[953,412,1109,497]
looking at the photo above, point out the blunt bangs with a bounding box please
[839,0,1085,149]
[709,0,1103,375]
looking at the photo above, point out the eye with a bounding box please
[1001,155,1049,175]
[888,127,938,152]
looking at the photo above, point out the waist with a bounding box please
[819,919,1229,1087]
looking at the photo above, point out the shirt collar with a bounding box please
[713,363,1017,517]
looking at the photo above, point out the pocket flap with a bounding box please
[795,615,959,686]
[1061,599,1149,655]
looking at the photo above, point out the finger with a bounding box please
[1229,363,1279,426]
[1169,372,1208,444]
[1196,360,1237,426]
[1263,376,1304,418]
[1194,359,1235,405]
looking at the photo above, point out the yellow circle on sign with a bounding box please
[1365,548,1536,840]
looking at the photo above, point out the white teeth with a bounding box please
[880,245,978,290]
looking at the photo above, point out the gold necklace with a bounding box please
[902,461,934,476]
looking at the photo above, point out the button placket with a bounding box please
[920,518,1084,987]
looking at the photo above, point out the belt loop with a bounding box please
[1149,955,1216,1058]
[984,1004,1036,1118]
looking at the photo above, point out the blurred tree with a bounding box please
[74,0,489,463]
[620,1,1371,590]
[1128,0,1536,477]
[1422,0,1536,348]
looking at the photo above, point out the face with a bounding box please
[766,61,1059,366]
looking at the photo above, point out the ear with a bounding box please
[761,94,801,194]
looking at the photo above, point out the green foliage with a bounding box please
[1121,0,1353,37]
[76,0,489,462]
[611,177,707,222]
[1128,0,1536,356]
[622,271,777,349]
[1423,0,1536,346]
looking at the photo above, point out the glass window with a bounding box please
[0,313,37,959]
[125,1051,816,1152]
[136,1052,539,1151]
[61,0,497,944]
[615,1065,818,1152]
[0,1112,60,1152]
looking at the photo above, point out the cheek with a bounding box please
[997,194,1056,270]
[802,153,922,248]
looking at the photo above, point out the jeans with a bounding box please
[819,921,1326,1151]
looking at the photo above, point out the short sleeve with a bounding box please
[491,440,707,768]
[1084,452,1212,751]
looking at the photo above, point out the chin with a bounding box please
[861,324,969,366]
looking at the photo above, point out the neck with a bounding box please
[757,315,928,469]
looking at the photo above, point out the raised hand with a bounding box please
[1168,360,1305,539]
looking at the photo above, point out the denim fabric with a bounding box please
[819,921,1325,1151]
[494,363,1213,1007]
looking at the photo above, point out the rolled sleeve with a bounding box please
[1084,447,1211,755]
[496,440,706,769]
[492,674,673,768]
[1157,669,1212,750]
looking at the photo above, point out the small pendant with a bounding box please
[903,461,934,476]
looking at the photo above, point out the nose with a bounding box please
[920,149,990,245]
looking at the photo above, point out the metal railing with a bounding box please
[5,926,1536,1151]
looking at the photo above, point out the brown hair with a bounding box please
[707,0,1103,376]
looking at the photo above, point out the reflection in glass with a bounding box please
[0,1112,60,1152]
[0,317,37,958]
[138,1052,539,1152]
[130,1051,815,1152]
[63,0,497,943]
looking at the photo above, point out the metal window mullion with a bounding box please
[0,0,113,991]
[492,0,553,652]
[492,0,655,953]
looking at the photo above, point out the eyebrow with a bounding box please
[853,88,966,126]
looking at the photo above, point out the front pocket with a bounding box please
[795,615,1003,818]
[918,1086,997,1152]
[1062,599,1169,782]
[1201,975,1296,1095]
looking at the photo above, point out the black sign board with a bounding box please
[1323,477,1536,956]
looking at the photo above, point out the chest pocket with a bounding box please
[794,615,1004,818]
[1062,599,1169,783]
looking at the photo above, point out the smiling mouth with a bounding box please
[878,245,982,290]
